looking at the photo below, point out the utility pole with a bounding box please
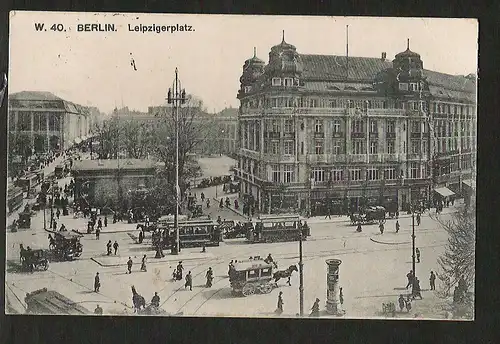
[411,203,416,285]
[299,229,304,316]
[167,68,187,255]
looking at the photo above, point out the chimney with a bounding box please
[381,52,387,61]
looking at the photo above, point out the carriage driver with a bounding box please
[264,253,274,265]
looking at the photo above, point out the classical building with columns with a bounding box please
[8,91,95,153]
[235,38,476,216]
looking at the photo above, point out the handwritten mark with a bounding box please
[130,53,137,71]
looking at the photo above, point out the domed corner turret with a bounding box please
[266,30,304,78]
[392,38,424,73]
[239,47,266,95]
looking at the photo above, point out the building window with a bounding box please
[384,168,396,180]
[350,169,362,181]
[272,77,282,86]
[422,141,427,154]
[271,98,279,108]
[315,119,323,133]
[312,168,325,182]
[283,165,294,183]
[387,140,395,154]
[411,121,421,133]
[271,141,280,154]
[398,83,409,91]
[369,141,378,154]
[332,140,342,154]
[332,119,341,133]
[369,120,378,133]
[409,82,419,91]
[284,78,293,87]
[300,142,304,155]
[352,120,364,133]
[244,86,252,93]
[271,164,280,182]
[329,99,338,108]
[386,120,395,133]
[352,140,365,155]
[410,162,420,179]
[331,169,344,182]
[411,140,421,154]
[367,168,379,180]
[272,120,279,132]
[284,119,293,133]
[315,140,324,154]
[309,98,318,108]
[284,140,294,155]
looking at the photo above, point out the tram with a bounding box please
[7,186,24,214]
[153,218,221,249]
[16,173,40,193]
[247,214,309,243]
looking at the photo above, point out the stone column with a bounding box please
[325,259,343,315]
[46,113,50,152]
[30,111,34,154]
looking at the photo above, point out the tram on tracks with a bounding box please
[7,186,24,214]
[152,218,222,249]
[247,214,310,243]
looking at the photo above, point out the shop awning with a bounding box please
[462,179,476,190]
[74,137,82,144]
[434,187,455,197]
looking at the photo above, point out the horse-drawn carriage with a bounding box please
[349,206,387,225]
[20,248,49,272]
[230,258,298,296]
[17,211,32,229]
[49,231,83,261]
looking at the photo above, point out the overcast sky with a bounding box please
[9,12,477,114]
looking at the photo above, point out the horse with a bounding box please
[273,265,298,286]
[131,286,146,313]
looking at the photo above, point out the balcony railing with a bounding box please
[332,132,344,138]
[384,153,400,162]
[349,154,367,163]
[369,154,382,163]
[351,132,365,139]
[265,132,281,139]
[386,132,396,139]
[369,132,379,139]
[410,132,422,139]
[307,154,347,164]
[282,132,295,138]
[314,132,325,138]
[367,108,405,116]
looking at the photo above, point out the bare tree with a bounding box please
[434,204,475,318]
[121,120,151,159]
[92,117,122,159]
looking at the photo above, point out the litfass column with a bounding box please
[326,259,342,315]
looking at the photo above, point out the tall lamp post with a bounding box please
[410,201,417,286]
[167,68,187,255]
[299,228,304,316]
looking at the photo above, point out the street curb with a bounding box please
[370,238,411,245]
[90,254,217,267]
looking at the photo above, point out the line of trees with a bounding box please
[91,96,213,212]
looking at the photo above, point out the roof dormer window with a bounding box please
[244,86,252,93]
[272,77,282,86]
[284,78,293,87]
[398,83,409,91]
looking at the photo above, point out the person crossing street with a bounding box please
[127,257,133,274]
[416,248,421,263]
[205,267,213,288]
[94,272,100,292]
[310,298,320,317]
[185,271,193,291]
[395,220,400,233]
[151,292,160,308]
[275,291,284,315]
[113,241,119,255]
[106,240,112,255]
[429,271,436,291]
[141,255,147,272]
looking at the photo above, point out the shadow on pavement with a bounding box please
[6,260,25,274]
[222,239,249,246]
[201,288,234,301]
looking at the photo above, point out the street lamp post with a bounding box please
[299,229,304,316]
[167,68,187,255]
[411,203,416,283]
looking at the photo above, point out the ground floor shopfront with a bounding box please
[238,178,432,216]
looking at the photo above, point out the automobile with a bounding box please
[50,232,83,261]
[18,212,31,229]
[21,248,49,272]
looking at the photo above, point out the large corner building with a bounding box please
[235,37,476,215]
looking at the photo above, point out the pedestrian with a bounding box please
[225,197,230,208]
[339,287,344,308]
[228,260,234,277]
[413,277,423,299]
[405,296,412,312]
[185,271,193,291]
[406,270,414,289]
[56,209,61,219]
[356,223,362,232]
[104,216,108,228]
[141,255,147,272]
[94,304,103,315]
[201,192,205,202]
[94,272,100,292]
[429,271,436,291]
[219,198,224,209]
[416,248,421,263]
[97,218,102,230]
[206,199,210,208]
[176,261,184,280]
[398,294,406,312]
[379,222,384,234]
[395,220,400,233]
[113,240,119,255]
[325,207,331,220]
[53,220,57,231]
[151,292,160,308]
[310,298,320,317]
[95,227,100,240]
[106,240,112,255]
[416,213,421,226]
[275,291,284,315]
[205,267,213,288]
[127,257,133,274]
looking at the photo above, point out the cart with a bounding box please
[21,249,49,272]
[230,259,276,296]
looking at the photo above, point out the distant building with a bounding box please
[8,91,97,152]
[71,159,158,209]
[236,38,476,215]
[214,107,238,156]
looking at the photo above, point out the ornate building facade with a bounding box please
[235,38,476,215]
[8,91,96,153]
